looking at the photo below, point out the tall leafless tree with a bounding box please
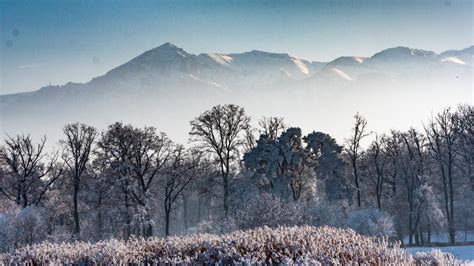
[62,123,97,239]
[425,108,461,245]
[190,104,250,217]
[456,104,473,191]
[366,134,387,210]
[345,113,369,207]
[400,129,427,245]
[162,146,203,236]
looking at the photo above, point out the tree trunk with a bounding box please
[408,201,414,246]
[124,192,131,240]
[97,192,103,240]
[73,176,80,238]
[21,191,28,208]
[353,160,361,207]
[144,210,153,237]
[165,207,171,236]
[448,225,456,245]
[146,222,153,237]
[448,154,456,245]
[183,194,189,230]
[427,223,431,244]
[376,188,381,210]
[223,173,229,217]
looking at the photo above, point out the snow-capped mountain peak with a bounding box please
[327,56,367,67]
[131,42,191,64]
[199,53,233,67]
[371,46,437,59]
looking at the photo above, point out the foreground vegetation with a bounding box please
[0,226,461,265]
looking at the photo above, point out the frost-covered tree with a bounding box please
[244,128,316,201]
[95,122,172,237]
[304,131,347,201]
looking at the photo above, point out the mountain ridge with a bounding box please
[1,43,472,97]
[0,43,471,146]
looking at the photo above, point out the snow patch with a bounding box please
[354,57,365,63]
[290,58,310,74]
[204,53,233,66]
[332,68,353,81]
[441,56,466,65]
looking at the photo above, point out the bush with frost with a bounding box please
[0,206,46,252]
[0,225,461,265]
[236,193,304,229]
[346,208,395,237]
[186,216,238,235]
[413,249,460,265]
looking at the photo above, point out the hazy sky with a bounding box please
[1,0,473,94]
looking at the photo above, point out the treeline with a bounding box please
[0,104,472,251]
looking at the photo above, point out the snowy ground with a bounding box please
[405,245,474,262]
[403,232,474,244]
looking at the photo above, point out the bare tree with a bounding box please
[366,134,387,210]
[258,116,287,140]
[128,127,171,237]
[190,104,250,217]
[456,104,473,191]
[61,123,97,238]
[161,146,202,236]
[0,135,62,208]
[345,113,369,207]
[425,108,461,245]
[399,129,427,245]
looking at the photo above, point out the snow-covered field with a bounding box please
[403,232,474,244]
[405,245,474,262]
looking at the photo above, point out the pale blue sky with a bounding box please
[1,0,473,94]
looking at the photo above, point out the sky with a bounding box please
[0,0,473,94]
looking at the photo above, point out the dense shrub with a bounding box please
[0,225,461,265]
[235,193,305,229]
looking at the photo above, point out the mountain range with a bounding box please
[0,43,472,144]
